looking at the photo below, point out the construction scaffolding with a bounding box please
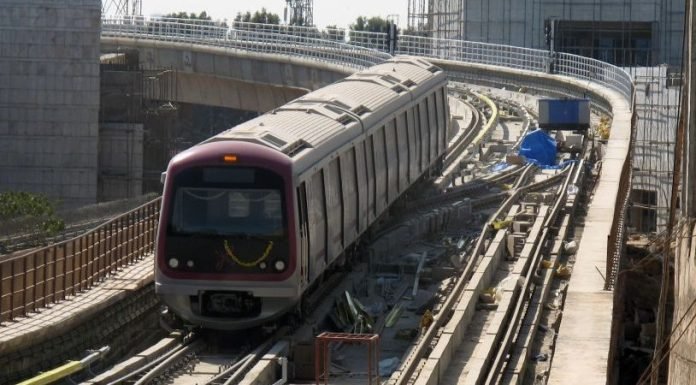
[627,67,681,234]
[102,0,142,17]
[406,0,684,66]
[407,0,461,38]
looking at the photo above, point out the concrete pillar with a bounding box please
[0,0,101,208]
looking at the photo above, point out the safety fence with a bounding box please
[101,16,633,104]
[101,17,392,70]
[0,198,160,323]
[606,98,638,291]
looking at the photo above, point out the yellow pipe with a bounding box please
[471,92,499,146]
[16,361,84,385]
[17,346,109,385]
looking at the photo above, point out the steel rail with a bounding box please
[388,160,572,385]
[482,163,576,385]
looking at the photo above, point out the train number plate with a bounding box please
[201,291,261,317]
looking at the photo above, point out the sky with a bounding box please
[140,0,408,29]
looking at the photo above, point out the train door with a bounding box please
[427,94,438,163]
[324,160,343,263]
[419,100,430,168]
[306,170,327,282]
[365,136,376,223]
[384,120,399,204]
[340,149,358,247]
[436,87,448,156]
[406,108,419,181]
[372,129,388,215]
[355,141,368,234]
[296,183,309,287]
[396,113,409,193]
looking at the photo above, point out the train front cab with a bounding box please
[155,141,301,330]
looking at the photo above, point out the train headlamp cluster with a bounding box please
[169,256,284,271]
[258,260,285,272]
[168,258,195,269]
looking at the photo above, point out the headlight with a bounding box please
[169,258,179,268]
[274,260,285,272]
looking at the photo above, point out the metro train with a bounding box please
[155,56,450,330]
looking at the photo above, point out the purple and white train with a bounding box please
[155,57,449,329]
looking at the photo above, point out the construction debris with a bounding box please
[331,291,375,333]
[555,264,572,279]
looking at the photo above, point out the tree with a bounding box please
[234,8,280,24]
[350,16,390,33]
[165,11,212,21]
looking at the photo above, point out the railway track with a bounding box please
[69,88,492,385]
[384,159,578,385]
[12,84,599,385]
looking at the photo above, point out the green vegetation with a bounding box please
[0,192,65,250]
[350,16,391,33]
[165,11,212,20]
[234,8,281,24]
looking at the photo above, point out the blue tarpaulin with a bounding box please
[518,129,557,167]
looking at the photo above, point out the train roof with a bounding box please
[204,56,447,175]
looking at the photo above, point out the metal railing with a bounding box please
[0,199,160,323]
[101,16,634,103]
[101,17,392,70]
[606,96,638,291]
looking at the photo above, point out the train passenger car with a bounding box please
[155,56,449,330]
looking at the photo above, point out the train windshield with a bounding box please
[167,167,286,237]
